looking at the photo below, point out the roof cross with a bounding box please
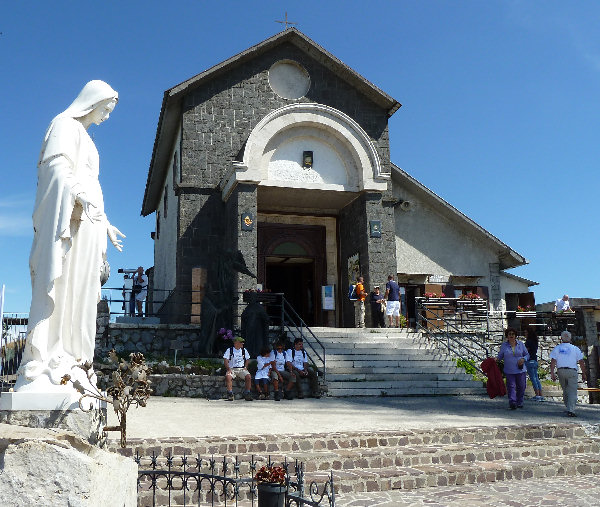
[276,12,297,30]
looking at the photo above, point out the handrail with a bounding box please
[279,296,327,381]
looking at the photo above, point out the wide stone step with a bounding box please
[324,380,482,389]
[318,347,443,356]
[324,366,462,374]
[325,359,454,368]
[326,372,473,382]
[305,452,600,495]
[322,353,447,362]
[325,386,487,397]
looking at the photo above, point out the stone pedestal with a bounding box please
[0,391,106,446]
[0,423,137,507]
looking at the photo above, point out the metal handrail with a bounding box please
[279,296,327,381]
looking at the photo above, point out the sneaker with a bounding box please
[509,404,516,410]
[567,411,577,417]
[296,392,305,399]
[274,391,281,401]
[258,393,265,400]
[244,392,253,402]
[517,405,524,409]
[226,392,234,402]
[284,391,294,400]
[537,396,545,402]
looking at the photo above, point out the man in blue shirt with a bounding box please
[384,275,401,328]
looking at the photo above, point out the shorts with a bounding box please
[255,378,270,386]
[135,289,147,302]
[272,369,295,383]
[226,368,250,380]
[386,300,400,316]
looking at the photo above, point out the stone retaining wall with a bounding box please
[95,322,203,359]
[149,374,320,399]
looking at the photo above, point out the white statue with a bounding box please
[15,80,125,397]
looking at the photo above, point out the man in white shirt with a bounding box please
[554,295,571,313]
[285,338,320,399]
[550,331,587,417]
[223,337,253,401]
[131,266,149,317]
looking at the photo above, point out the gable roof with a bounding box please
[391,163,528,270]
[141,28,402,216]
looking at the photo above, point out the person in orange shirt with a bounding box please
[354,276,367,328]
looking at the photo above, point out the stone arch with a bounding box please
[240,103,387,192]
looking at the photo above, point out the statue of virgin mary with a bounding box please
[15,80,125,396]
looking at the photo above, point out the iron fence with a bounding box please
[135,453,335,507]
[1,314,27,390]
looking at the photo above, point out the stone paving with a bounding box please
[339,475,600,506]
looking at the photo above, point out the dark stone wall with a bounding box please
[180,42,391,190]
[225,183,258,323]
[339,193,397,327]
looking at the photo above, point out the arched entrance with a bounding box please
[257,223,327,326]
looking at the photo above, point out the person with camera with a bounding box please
[131,266,148,317]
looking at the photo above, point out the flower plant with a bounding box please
[517,305,535,312]
[218,328,234,341]
[255,465,286,485]
[459,293,481,300]
[424,292,445,298]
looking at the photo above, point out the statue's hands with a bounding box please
[77,193,100,223]
[107,224,126,252]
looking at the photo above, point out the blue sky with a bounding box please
[1,1,599,312]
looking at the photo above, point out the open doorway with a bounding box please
[266,259,315,325]
[258,222,326,326]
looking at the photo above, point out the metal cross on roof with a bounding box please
[276,12,297,30]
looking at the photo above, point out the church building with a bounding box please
[141,28,535,329]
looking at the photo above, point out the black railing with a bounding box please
[244,293,326,381]
[1,314,28,391]
[135,453,335,507]
[415,298,581,374]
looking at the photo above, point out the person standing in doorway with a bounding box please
[385,275,401,328]
[354,276,367,328]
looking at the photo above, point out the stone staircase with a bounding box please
[115,423,600,505]
[301,327,486,397]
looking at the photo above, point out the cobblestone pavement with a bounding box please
[338,475,600,506]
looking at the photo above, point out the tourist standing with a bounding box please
[497,328,529,410]
[524,327,544,401]
[354,276,367,328]
[550,331,587,417]
[384,275,401,328]
[369,286,386,328]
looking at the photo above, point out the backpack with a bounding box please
[228,346,246,364]
[348,284,357,301]
[291,349,307,361]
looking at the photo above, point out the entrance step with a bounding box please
[296,327,483,397]
[115,423,600,505]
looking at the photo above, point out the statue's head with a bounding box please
[59,80,119,124]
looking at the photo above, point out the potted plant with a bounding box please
[255,464,287,507]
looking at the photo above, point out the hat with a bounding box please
[374,285,380,289]
[233,336,245,343]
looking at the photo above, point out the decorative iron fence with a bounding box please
[135,453,335,507]
[1,314,27,390]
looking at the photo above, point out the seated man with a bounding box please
[271,341,296,400]
[285,338,320,399]
[554,294,572,312]
[223,337,253,401]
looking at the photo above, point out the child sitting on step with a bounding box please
[255,346,279,400]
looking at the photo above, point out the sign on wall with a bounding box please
[322,285,335,310]
[428,274,449,284]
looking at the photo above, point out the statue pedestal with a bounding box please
[0,391,107,446]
